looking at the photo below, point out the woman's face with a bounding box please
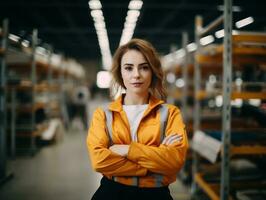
[120,49,152,96]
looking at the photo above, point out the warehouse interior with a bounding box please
[1,0,266,199]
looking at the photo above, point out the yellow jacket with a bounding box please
[87,95,188,188]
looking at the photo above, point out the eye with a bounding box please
[140,65,150,71]
[124,66,133,71]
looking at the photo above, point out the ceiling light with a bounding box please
[88,0,102,10]
[166,73,176,84]
[215,29,224,38]
[128,0,143,10]
[126,16,138,23]
[90,10,103,19]
[175,78,185,88]
[235,17,254,28]
[21,40,29,48]
[8,34,20,42]
[200,35,214,46]
[94,21,106,30]
[36,46,47,56]
[119,1,142,46]
[127,10,140,18]
[187,42,197,52]
[51,54,62,66]
[97,71,111,88]
[215,95,223,107]
[174,49,185,59]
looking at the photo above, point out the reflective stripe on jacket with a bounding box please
[87,94,188,188]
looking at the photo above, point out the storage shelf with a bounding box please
[191,12,266,200]
[15,123,48,137]
[195,173,266,200]
[196,90,266,100]
[7,102,46,112]
[216,45,266,56]
[231,145,266,155]
[7,83,60,92]
[196,53,266,67]
[231,92,266,100]
[8,61,56,73]
[232,32,266,44]
[195,173,224,200]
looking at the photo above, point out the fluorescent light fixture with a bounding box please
[187,42,197,52]
[175,78,185,88]
[166,73,176,83]
[124,22,137,30]
[126,15,138,23]
[51,53,62,66]
[36,46,47,56]
[215,29,224,38]
[200,35,214,46]
[89,0,112,70]
[174,49,185,59]
[97,71,111,88]
[21,40,29,48]
[162,54,175,64]
[127,10,140,18]
[94,21,106,30]
[8,34,20,42]
[235,17,254,28]
[128,0,143,10]
[90,10,103,19]
[88,0,102,10]
[119,1,142,46]
[215,29,238,39]
[215,95,223,107]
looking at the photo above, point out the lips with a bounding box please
[131,82,143,87]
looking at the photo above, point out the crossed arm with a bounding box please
[109,134,183,156]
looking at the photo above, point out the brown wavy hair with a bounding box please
[110,38,167,100]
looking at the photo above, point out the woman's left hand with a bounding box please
[109,144,129,157]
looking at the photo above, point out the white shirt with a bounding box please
[123,104,148,142]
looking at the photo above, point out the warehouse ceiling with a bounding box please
[1,0,266,65]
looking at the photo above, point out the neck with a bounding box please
[124,92,149,105]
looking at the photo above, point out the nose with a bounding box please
[133,68,140,78]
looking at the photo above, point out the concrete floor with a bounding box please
[0,98,190,200]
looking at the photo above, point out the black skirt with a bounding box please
[91,176,173,200]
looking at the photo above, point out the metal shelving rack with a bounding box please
[30,29,38,154]
[0,18,13,185]
[181,32,189,123]
[192,0,266,199]
[6,29,49,155]
[192,0,232,199]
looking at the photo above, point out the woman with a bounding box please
[87,39,188,200]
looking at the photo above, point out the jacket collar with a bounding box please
[109,93,164,113]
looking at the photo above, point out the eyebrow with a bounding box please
[122,62,149,66]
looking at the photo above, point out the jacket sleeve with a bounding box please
[87,107,147,177]
[127,106,188,176]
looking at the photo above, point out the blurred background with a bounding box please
[0,0,266,199]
